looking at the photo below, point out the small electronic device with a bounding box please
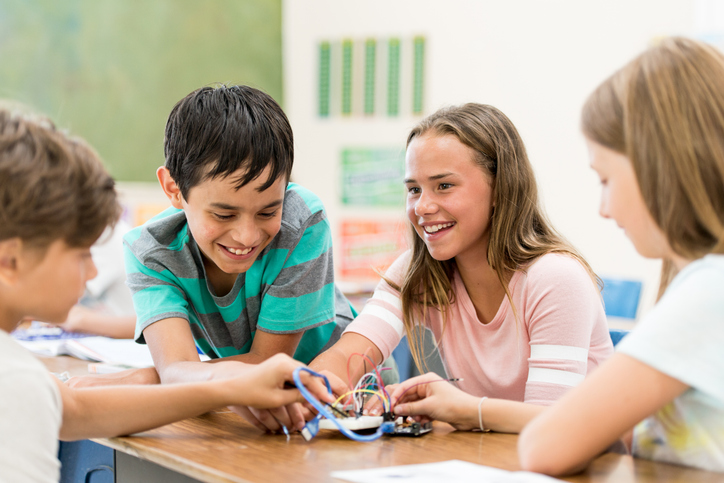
[318,415,384,431]
[390,419,433,437]
[315,415,432,437]
[293,361,440,442]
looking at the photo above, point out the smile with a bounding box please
[423,222,455,233]
[223,245,253,256]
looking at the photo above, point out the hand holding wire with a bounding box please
[390,373,480,431]
[292,355,464,441]
[292,366,395,442]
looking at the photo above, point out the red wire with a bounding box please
[342,350,388,411]
[350,351,385,392]
[345,347,373,389]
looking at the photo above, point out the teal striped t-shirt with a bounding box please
[124,183,355,364]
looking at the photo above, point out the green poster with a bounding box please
[319,41,331,117]
[387,38,400,117]
[341,39,353,115]
[341,148,405,206]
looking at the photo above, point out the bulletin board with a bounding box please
[0,0,282,182]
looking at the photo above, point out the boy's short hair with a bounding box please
[0,107,119,249]
[164,84,294,198]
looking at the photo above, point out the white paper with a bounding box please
[331,460,563,483]
[20,336,155,368]
[66,337,155,367]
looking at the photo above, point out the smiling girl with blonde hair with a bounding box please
[312,103,613,433]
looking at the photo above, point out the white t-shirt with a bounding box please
[0,329,63,482]
[618,254,724,473]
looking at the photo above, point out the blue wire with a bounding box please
[293,366,391,442]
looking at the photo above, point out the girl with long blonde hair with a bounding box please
[312,103,613,433]
[519,37,724,474]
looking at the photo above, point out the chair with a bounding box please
[392,331,447,382]
[608,328,630,347]
[392,336,414,381]
[600,277,642,319]
[601,277,641,347]
[58,440,114,483]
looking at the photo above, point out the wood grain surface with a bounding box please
[41,356,722,483]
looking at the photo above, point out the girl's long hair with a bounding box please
[582,37,724,298]
[390,103,599,372]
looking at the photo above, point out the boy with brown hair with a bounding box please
[0,106,330,482]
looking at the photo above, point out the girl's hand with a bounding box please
[390,373,480,431]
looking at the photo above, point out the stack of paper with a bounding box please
[18,336,155,370]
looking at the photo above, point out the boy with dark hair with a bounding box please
[119,85,355,430]
[0,106,330,482]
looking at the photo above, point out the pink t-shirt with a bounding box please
[344,252,613,405]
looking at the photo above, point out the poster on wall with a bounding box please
[318,36,426,118]
[339,219,408,281]
[341,147,405,206]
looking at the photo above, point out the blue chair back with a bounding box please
[392,336,414,381]
[600,278,642,319]
[609,328,630,347]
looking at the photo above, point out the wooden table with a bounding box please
[41,356,722,483]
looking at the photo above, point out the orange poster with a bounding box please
[339,220,408,281]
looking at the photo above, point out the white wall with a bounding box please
[283,0,700,316]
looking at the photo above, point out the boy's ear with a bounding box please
[157,166,185,209]
[0,238,22,286]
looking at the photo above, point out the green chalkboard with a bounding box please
[0,0,282,181]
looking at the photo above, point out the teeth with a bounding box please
[226,246,252,255]
[424,223,454,233]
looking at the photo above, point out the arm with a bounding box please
[310,253,411,392]
[518,353,688,476]
[521,255,612,406]
[309,332,384,393]
[140,309,309,433]
[57,353,334,441]
[66,317,303,388]
[143,317,304,384]
[56,305,136,339]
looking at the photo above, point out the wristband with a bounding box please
[477,396,491,432]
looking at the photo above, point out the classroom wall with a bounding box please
[0,0,282,182]
[282,0,716,316]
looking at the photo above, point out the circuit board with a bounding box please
[317,415,432,437]
[318,415,384,431]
